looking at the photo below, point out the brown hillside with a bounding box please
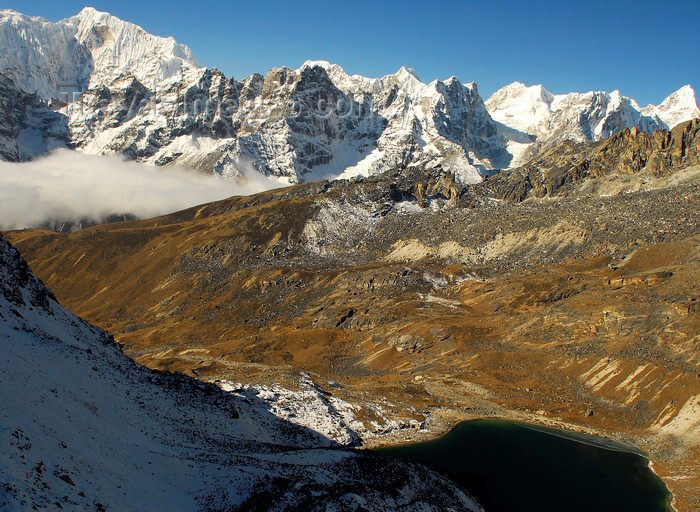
[7,131,700,510]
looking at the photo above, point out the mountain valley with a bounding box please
[7,121,700,510]
[2,6,700,511]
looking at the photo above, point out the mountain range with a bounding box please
[0,7,698,185]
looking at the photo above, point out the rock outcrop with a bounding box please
[484,119,700,201]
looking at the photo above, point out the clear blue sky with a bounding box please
[12,0,700,106]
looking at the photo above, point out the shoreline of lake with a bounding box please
[376,417,673,512]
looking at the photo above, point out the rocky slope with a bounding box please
[485,82,699,167]
[483,118,700,202]
[0,232,483,511]
[7,124,700,509]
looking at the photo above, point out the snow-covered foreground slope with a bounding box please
[486,82,700,167]
[0,233,482,511]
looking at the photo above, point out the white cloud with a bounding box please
[0,149,289,230]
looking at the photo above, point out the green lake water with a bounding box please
[378,418,671,512]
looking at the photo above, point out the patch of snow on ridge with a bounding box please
[302,198,379,254]
[218,374,404,446]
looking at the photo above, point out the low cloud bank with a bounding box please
[0,149,288,230]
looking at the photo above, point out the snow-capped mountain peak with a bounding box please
[0,9,92,99]
[391,65,425,97]
[65,6,202,89]
[642,84,700,129]
[485,81,555,135]
[484,80,700,168]
[0,6,201,99]
[395,65,420,81]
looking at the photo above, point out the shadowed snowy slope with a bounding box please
[0,233,482,511]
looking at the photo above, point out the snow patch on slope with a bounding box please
[302,198,380,254]
[219,375,404,446]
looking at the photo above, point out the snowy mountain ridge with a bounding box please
[485,81,699,167]
[0,7,697,185]
[0,8,506,183]
[0,7,201,100]
[53,56,508,184]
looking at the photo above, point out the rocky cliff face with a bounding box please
[482,119,700,202]
[0,74,69,161]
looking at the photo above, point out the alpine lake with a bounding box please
[378,418,672,512]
